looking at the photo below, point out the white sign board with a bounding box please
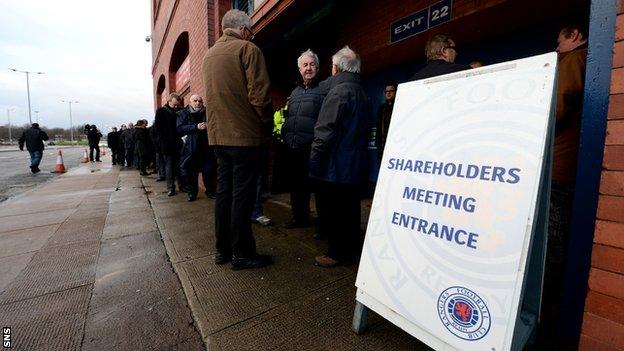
[355,52,557,351]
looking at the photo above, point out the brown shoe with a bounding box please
[315,255,340,268]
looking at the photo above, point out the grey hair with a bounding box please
[331,46,360,73]
[297,49,319,68]
[221,9,252,30]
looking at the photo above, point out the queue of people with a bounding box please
[102,9,586,281]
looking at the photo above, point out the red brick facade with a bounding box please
[579,3,624,349]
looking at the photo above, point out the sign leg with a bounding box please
[352,301,370,334]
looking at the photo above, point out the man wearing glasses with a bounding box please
[202,9,273,270]
[411,34,471,80]
[376,82,397,163]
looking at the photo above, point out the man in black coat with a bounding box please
[153,93,182,196]
[411,34,471,81]
[86,125,102,162]
[177,94,216,202]
[18,123,49,173]
[121,123,135,167]
[375,82,397,163]
[310,46,370,267]
[281,49,324,231]
[107,127,122,165]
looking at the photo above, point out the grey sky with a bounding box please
[0,0,154,130]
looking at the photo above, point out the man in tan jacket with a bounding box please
[541,21,587,347]
[202,9,273,270]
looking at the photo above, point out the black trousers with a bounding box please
[115,147,125,165]
[214,146,261,258]
[155,153,165,178]
[89,145,100,161]
[111,148,118,165]
[124,146,134,167]
[164,153,180,191]
[315,181,362,261]
[286,146,316,223]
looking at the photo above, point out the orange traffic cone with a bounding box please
[53,150,66,173]
[82,148,89,163]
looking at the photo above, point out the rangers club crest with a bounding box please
[437,286,491,341]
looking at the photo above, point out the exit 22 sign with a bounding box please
[390,0,452,43]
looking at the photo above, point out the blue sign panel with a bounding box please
[390,0,453,44]
[429,0,453,27]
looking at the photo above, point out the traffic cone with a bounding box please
[82,148,89,163]
[52,150,66,173]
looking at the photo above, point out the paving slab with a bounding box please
[83,231,203,351]
[0,285,92,351]
[0,223,60,257]
[0,208,76,233]
[0,240,99,304]
[0,252,34,294]
[47,215,106,246]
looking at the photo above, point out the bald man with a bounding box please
[176,94,216,201]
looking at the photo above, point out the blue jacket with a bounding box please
[282,80,323,149]
[176,107,214,174]
[310,72,370,184]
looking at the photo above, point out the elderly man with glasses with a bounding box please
[411,34,471,80]
[202,9,273,270]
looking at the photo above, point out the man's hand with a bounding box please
[197,122,207,130]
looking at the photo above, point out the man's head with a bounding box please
[91,124,97,130]
[32,123,39,128]
[168,93,181,108]
[425,34,457,63]
[112,127,117,132]
[331,46,360,76]
[120,124,127,130]
[556,22,588,53]
[128,122,134,128]
[142,119,149,127]
[222,9,253,41]
[384,82,397,103]
[297,49,319,86]
[190,94,204,109]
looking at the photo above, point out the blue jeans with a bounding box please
[29,150,42,169]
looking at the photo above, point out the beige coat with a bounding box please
[553,44,587,185]
[202,29,272,146]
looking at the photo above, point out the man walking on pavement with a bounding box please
[87,125,102,162]
[310,46,370,268]
[177,94,217,202]
[18,123,49,174]
[202,9,273,270]
[153,93,183,196]
[107,127,122,165]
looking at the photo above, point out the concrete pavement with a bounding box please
[0,158,203,350]
[0,153,431,350]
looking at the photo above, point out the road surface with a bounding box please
[0,146,88,202]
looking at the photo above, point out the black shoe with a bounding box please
[231,254,273,271]
[204,191,216,199]
[96,160,102,162]
[168,190,176,196]
[283,220,310,229]
[34,167,41,173]
[30,166,36,173]
[140,171,149,176]
[187,195,197,202]
[214,252,231,265]
[156,177,165,182]
[313,232,326,240]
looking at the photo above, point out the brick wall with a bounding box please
[151,0,227,110]
[579,3,624,350]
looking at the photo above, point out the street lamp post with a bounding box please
[6,108,15,142]
[60,100,79,144]
[34,110,40,124]
[9,68,44,125]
